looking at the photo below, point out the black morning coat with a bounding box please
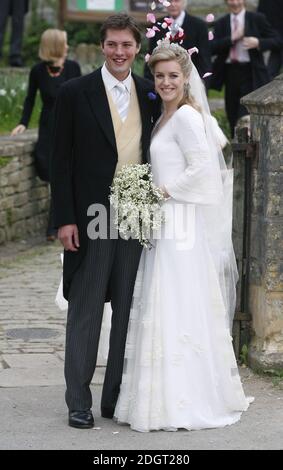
[210,10,281,91]
[50,68,160,300]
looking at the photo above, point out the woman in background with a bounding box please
[11,29,81,241]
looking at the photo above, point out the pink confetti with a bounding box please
[164,17,173,25]
[206,14,215,23]
[161,22,168,29]
[153,26,160,31]
[146,28,156,38]
[145,53,151,63]
[208,31,214,41]
[163,1,171,6]
[203,72,213,78]
[147,13,156,24]
[188,47,199,56]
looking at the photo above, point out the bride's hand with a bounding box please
[160,186,170,199]
[58,224,80,251]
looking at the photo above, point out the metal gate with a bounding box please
[231,126,259,359]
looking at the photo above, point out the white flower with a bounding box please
[109,164,165,248]
[0,89,7,96]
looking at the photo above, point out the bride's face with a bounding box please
[154,60,186,107]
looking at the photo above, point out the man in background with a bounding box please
[257,0,283,78]
[0,0,29,67]
[210,0,280,137]
[144,0,211,81]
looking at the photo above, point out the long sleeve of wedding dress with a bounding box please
[164,106,223,205]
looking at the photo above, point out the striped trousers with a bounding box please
[65,237,142,413]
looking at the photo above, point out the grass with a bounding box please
[212,108,231,140]
[239,344,249,366]
[0,156,11,167]
[0,73,41,135]
[208,88,225,99]
[255,368,283,388]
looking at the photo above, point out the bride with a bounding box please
[113,40,253,432]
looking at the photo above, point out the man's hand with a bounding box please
[243,36,259,50]
[58,224,80,252]
[232,27,244,42]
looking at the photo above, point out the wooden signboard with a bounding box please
[60,0,166,24]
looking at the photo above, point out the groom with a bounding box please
[51,13,159,428]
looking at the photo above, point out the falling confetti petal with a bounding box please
[164,17,174,25]
[206,14,215,23]
[208,31,214,41]
[188,47,199,55]
[151,1,156,10]
[147,13,156,24]
[203,72,213,78]
[146,28,156,38]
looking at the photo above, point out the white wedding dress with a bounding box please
[114,105,253,432]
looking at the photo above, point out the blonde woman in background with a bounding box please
[11,29,81,241]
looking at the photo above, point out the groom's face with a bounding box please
[101,28,141,81]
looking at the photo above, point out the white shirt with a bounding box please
[226,9,250,63]
[101,63,132,101]
[171,10,186,27]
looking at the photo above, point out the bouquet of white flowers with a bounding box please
[109,163,165,248]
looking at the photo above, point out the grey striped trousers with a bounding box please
[65,237,142,413]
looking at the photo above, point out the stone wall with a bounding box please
[242,75,283,371]
[0,132,49,244]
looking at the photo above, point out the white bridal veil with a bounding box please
[188,62,238,331]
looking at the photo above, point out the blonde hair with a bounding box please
[39,29,67,62]
[148,41,200,112]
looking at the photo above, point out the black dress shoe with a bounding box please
[68,410,94,429]
[101,407,114,419]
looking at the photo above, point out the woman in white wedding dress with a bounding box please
[114,41,253,432]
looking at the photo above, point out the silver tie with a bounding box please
[114,83,129,122]
[171,21,180,37]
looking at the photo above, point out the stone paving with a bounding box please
[0,237,105,387]
[0,237,283,449]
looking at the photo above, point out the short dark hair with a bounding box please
[100,13,141,45]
